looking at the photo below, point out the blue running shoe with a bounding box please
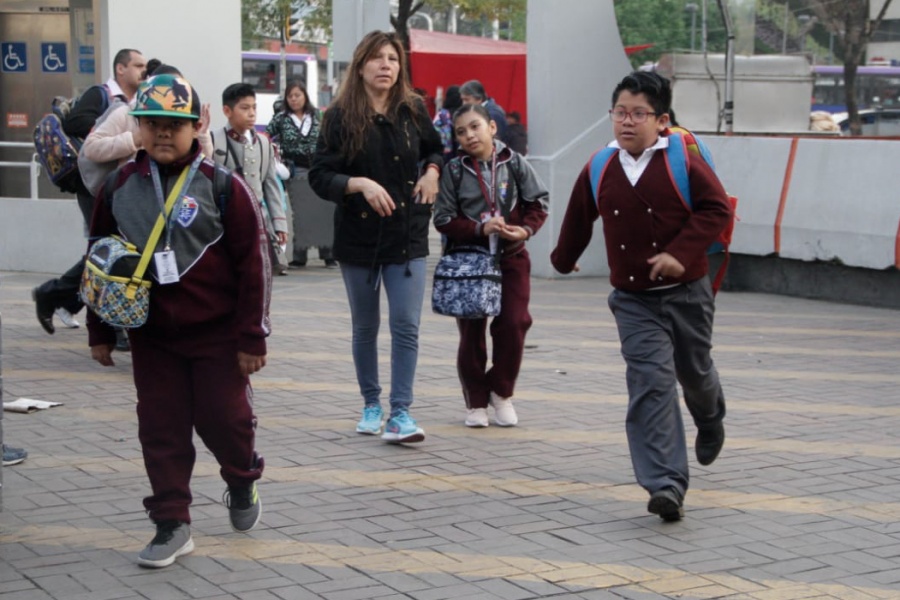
[356,404,384,435]
[381,411,425,444]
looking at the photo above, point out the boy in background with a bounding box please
[87,74,271,567]
[212,83,289,275]
[551,72,732,522]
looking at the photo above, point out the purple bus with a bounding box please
[812,64,900,113]
[241,50,319,131]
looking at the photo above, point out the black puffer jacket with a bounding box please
[309,102,443,265]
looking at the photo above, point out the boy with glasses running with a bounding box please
[551,71,733,522]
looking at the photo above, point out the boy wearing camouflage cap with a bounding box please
[86,74,272,568]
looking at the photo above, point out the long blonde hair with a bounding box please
[325,30,424,158]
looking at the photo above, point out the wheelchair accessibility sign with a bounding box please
[2,42,28,73]
[41,43,67,73]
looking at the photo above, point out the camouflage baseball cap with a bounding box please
[130,74,200,120]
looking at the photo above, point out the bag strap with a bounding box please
[128,166,191,295]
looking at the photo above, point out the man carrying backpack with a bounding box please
[551,72,733,523]
[31,48,146,339]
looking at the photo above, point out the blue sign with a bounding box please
[41,43,67,72]
[79,58,95,74]
[1,42,28,73]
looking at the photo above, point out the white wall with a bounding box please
[97,0,241,131]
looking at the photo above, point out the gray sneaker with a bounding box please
[137,520,194,568]
[223,482,262,532]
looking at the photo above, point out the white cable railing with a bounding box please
[0,141,42,200]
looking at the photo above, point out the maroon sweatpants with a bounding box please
[129,326,263,524]
[456,249,533,409]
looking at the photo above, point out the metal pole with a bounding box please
[691,9,697,52]
[702,0,708,53]
[782,2,789,54]
[716,0,735,134]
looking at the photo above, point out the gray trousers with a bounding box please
[607,277,726,499]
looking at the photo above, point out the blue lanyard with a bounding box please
[149,155,204,251]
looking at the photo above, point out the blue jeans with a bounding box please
[340,259,426,417]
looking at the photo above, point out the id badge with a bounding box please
[154,250,180,284]
[481,212,498,255]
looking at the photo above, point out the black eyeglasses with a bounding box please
[609,109,658,123]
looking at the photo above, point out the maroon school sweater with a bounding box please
[551,148,732,292]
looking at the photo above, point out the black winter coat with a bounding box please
[309,102,443,265]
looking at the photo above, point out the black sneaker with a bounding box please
[223,482,262,532]
[31,287,55,335]
[695,422,725,466]
[647,488,684,522]
[137,520,193,568]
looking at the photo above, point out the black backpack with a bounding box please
[33,85,110,193]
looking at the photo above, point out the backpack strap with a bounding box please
[588,146,618,206]
[212,165,232,215]
[664,132,692,210]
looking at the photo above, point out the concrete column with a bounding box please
[96,0,241,131]
[525,0,631,277]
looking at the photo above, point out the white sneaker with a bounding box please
[54,308,80,328]
[465,407,489,428]
[490,393,518,427]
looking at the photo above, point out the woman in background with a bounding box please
[267,80,336,267]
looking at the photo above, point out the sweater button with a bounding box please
[393,155,400,161]
[620,244,625,250]
[652,242,657,248]
[361,211,368,218]
[614,210,619,216]
[629,276,635,282]
[647,208,652,213]
[400,202,406,208]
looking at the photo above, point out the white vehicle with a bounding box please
[830,108,900,137]
[241,50,319,131]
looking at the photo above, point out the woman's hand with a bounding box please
[351,177,396,217]
[412,167,440,205]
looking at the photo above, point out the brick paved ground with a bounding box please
[1,256,899,599]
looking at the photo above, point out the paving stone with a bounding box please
[2,265,899,600]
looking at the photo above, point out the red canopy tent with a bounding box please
[409,29,528,123]
[408,30,654,127]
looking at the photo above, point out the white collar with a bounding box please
[105,78,129,101]
[609,135,669,156]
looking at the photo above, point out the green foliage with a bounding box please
[613,0,727,67]
[242,0,331,49]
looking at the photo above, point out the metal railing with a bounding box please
[0,141,42,200]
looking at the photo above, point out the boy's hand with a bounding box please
[499,224,529,242]
[276,231,287,245]
[647,252,685,280]
[91,344,115,367]
[199,103,211,135]
[238,352,266,376]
